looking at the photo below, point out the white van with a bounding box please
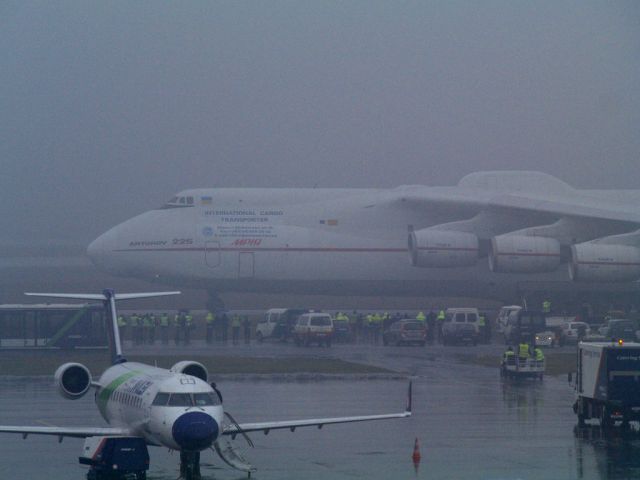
[256,308,309,342]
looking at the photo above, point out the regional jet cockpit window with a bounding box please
[160,195,195,209]
[154,392,221,407]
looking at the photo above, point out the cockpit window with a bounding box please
[168,393,192,406]
[152,393,170,406]
[157,392,220,407]
[159,195,196,210]
[194,392,220,406]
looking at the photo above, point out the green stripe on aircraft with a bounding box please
[97,370,143,416]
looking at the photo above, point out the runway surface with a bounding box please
[0,342,638,479]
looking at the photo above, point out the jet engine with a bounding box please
[54,362,92,400]
[408,230,478,268]
[569,243,640,282]
[489,235,561,273]
[170,361,209,382]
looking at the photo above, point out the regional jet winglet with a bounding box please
[0,289,411,479]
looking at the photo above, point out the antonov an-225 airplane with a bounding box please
[87,171,640,307]
[0,290,411,479]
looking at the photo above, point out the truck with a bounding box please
[503,310,547,345]
[573,341,640,429]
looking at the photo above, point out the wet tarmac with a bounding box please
[0,342,638,479]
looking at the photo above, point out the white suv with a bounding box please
[294,313,334,347]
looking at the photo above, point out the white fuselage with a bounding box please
[87,186,640,300]
[95,362,223,451]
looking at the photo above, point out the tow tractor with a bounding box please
[573,341,640,430]
[500,351,545,380]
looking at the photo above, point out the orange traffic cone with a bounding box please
[412,437,421,466]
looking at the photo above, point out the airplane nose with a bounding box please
[87,235,105,267]
[172,412,219,451]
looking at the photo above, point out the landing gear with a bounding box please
[179,451,201,480]
[206,291,225,313]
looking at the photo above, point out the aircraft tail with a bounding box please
[25,289,180,364]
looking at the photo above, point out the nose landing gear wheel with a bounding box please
[179,451,201,480]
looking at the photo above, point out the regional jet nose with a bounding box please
[172,412,219,451]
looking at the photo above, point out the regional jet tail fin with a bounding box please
[25,290,180,364]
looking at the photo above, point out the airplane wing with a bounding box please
[0,425,132,439]
[224,382,412,436]
[224,411,411,436]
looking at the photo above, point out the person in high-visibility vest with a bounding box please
[437,310,446,344]
[416,311,426,323]
[173,312,182,345]
[231,314,241,345]
[534,346,544,363]
[184,312,193,345]
[148,313,156,344]
[518,343,530,364]
[205,311,215,344]
[542,300,551,314]
[160,312,169,345]
[478,314,486,344]
[117,314,127,341]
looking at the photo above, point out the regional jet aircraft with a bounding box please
[0,290,411,479]
[87,171,640,307]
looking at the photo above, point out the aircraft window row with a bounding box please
[113,390,143,408]
[152,392,220,407]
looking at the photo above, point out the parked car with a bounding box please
[442,310,479,346]
[383,320,427,346]
[534,330,556,347]
[293,313,334,346]
[256,308,309,342]
[599,319,638,342]
[558,321,590,345]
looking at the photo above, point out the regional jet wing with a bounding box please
[224,411,411,436]
[0,425,132,439]
[224,382,412,436]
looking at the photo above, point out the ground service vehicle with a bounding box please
[534,331,556,347]
[559,321,590,346]
[256,308,309,342]
[332,318,353,343]
[294,313,333,346]
[501,351,545,380]
[496,306,522,333]
[442,310,478,346]
[383,320,426,346]
[574,342,640,428]
[503,310,546,344]
[599,319,638,343]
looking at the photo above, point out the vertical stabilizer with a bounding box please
[25,290,180,364]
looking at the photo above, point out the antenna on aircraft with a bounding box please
[25,290,180,364]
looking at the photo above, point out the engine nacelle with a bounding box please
[170,361,209,382]
[408,229,478,268]
[489,235,561,273]
[569,243,640,282]
[54,362,92,400]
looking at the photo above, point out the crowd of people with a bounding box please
[116,309,492,347]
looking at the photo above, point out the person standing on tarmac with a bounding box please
[160,312,169,345]
[426,310,436,344]
[220,311,229,343]
[130,313,139,345]
[174,311,182,345]
[117,314,127,343]
[243,315,251,344]
[148,313,156,345]
[184,311,193,345]
[518,341,530,365]
[231,313,241,345]
[437,309,446,343]
[205,311,215,344]
[477,313,486,344]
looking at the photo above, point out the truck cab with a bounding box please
[503,310,546,345]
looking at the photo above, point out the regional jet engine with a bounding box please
[54,362,92,400]
[170,361,209,382]
[489,235,561,273]
[408,229,478,268]
[569,243,640,282]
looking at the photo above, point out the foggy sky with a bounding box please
[2,1,639,246]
